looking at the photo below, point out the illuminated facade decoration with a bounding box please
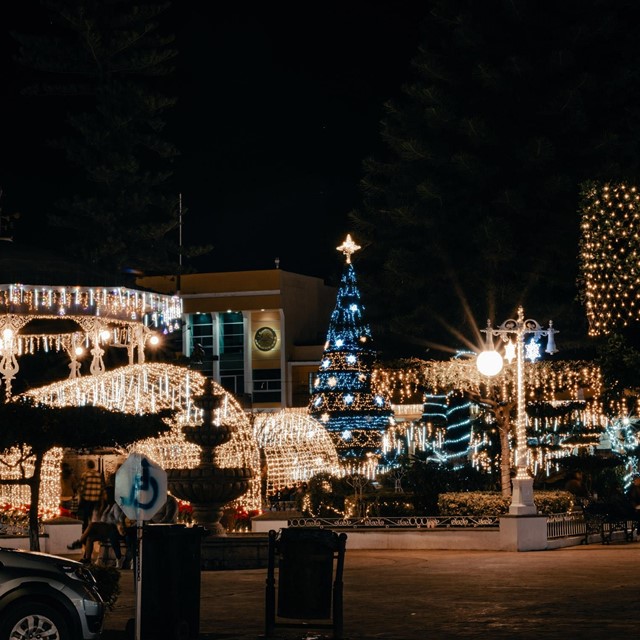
[308,235,393,459]
[10,363,262,513]
[253,408,342,495]
[0,282,181,399]
[578,181,640,336]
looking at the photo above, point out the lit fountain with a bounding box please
[167,377,253,536]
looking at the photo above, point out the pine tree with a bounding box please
[349,0,640,356]
[12,0,195,280]
[308,234,393,462]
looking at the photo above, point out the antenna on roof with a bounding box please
[177,193,183,294]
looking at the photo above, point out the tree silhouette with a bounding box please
[349,0,640,356]
[0,399,171,551]
[12,0,209,278]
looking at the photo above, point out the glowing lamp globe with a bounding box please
[476,350,504,377]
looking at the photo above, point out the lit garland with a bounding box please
[578,182,640,336]
[253,408,342,494]
[374,359,608,414]
[308,236,393,459]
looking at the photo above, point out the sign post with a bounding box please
[115,453,167,640]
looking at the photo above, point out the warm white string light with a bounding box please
[253,408,342,494]
[579,182,640,335]
[10,364,263,513]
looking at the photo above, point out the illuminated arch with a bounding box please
[8,363,261,513]
[253,408,342,495]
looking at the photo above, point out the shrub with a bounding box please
[88,564,121,610]
[438,490,573,516]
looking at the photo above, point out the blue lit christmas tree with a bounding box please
[308,234,393,461]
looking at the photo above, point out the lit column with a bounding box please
[476,306,558,515]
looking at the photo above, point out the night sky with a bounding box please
[0,1,428,283]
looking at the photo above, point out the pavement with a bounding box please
[99,541,640,640]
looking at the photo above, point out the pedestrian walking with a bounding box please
[76,459,105,532]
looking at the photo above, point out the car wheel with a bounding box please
[0,601,71,640]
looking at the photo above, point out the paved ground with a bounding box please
[99,541,640,639]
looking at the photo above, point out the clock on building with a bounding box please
[254,326,277,351]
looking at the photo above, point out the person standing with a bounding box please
[77,459,105,532]
[59,462,78,513]
[67,486,124,567]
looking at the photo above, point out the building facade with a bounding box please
[138,269,336,410]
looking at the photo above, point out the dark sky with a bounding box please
[0,1,428,283]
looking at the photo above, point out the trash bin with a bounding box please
[276,527,338,619]
[136,524,204,640]
[265,528,347,638]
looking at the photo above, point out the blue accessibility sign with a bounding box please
[115,453,167,522]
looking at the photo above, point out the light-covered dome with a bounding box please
[253,408,342,494]
[16,363,262,511]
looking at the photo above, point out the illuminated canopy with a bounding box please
[0,282,182,399]
[11,363,262,513]
[254,409,342,494]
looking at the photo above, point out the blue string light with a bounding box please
[308,250,393,459]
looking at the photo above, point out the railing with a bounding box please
[546,511,585,539]
[288,512,619,543]
[288,515,500,529]
[266,500,297,512]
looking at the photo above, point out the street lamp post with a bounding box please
[477,306,558,515]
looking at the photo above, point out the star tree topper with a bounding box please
[337,234,361,264]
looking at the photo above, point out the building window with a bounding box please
[219,312,244,395]
[252,368,281,403]
[188,313,215,377]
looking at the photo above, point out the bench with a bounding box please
[582,502,638,545]
[97,539,129,567]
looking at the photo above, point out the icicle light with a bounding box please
[253,408,342,494]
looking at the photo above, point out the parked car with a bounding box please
[0,546,104,639]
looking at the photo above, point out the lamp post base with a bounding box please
[509,476,537,516]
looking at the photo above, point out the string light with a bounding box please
[253,408,342,494]
[0,283,181,329]
[371,358,620,479]
[0,282,173,399]
[308,235,393,460]
[578,182,640,336]
[7,364,263,514]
